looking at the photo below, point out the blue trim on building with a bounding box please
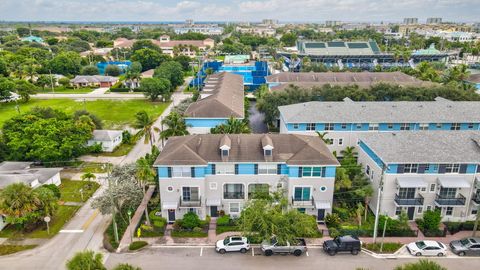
[359,140,385,168]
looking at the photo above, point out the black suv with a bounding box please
[323,235,361,256]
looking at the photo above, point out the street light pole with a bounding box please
[380,213,388,253]
[373,164,386,243]
[105,163,119,243]
[128,209,133,242]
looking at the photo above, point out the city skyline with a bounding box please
[1,0,479,23]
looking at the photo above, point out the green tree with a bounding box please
[81,65,99,75]
[48,51,82,76]
[160,111,189,140]
[0,57,9,76]
[0,77,15,101]
[280,32,298,46]
[35,74,55,90]
[15,80,37,102]
[105,65,122,76]
[66,250,106,270]
[154,61,184,90]
[131,48,170,71]
[139,77,171,102]
[112,264,142,270]
[135,157,156,224]
[131,39,162,53]
[134,111,160,147]
[81,172,96,182]
[394,259,447,270]
[210,117,251,134]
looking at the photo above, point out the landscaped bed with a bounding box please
[216,215,239,234]
[0,245,37,256]
[362,242,403,254]
[172,212,209,238]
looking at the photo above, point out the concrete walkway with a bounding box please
[117,185,156,252]
[207,218,217,244]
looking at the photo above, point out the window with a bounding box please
[319,186,327,192]
[429,184,436,193]
[258,164,277,174]
[472,209,478,215]
[293,123,299,129]
[439,187,456,198]
[370,170,374,180]
[229,203,241,213]
[182,187,199,201]
[419,123,429,130]
[248,184,269,198]
[325,123,334,131]
[468,123,474,129]
[420,187,427,192]
[338,138,344,146]
[221,149,229,156]
[450,123,461,130]
[387,123,394,129]
[341,123,347,129]
[172,167,191,177]
[264,149,272,156]
[417,207,423,214]
[306,123,316,131]
[365,165,370,176]
[398,188,415,199]
[369,124,379,131]
[445,164,460,173]
[297,208,306,213]
[445,207,453,216]
[400,123,411,130]
[395,207,402,215]
[356,123,362,129]
[216,164,235,175]
[276,182,284,189]
[403,164,419,173]
[436,123,443,129]
[209,182,217,190]
[167,186,174,192]
[302,167,325,177]
[294,186,311,201]
[224,184,245,199]
[426,205,432,211]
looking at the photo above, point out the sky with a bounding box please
[0,0,479,22]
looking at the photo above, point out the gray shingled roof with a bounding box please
[279,97,480,123]
[0,162,62,189]
[91,130,123,141]
[70,75,118,84]
[359,131,480,164]
[154,134,339,166]
[184,72,245,119]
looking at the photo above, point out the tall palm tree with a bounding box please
[210,117,251,134]
[340,146,357,158]
[0,183,41,228]
[136,157,156,225]
[160,112,189,140]
[134,111,160,147]
[316,131,332,145]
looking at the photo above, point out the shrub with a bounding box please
[128,241,148,251]
[325,213,341,228]
[328,227,340,238]
[362,242,403,253]
[420,210,441,231]
[192,227,203,233]
[181,212,201,230]
[43,184,61,199]
[217,215,231,226]
[333,206,351,221]
[394,259,447,270]
[122,131,132,144]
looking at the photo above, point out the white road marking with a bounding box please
[151,245,214,248]
[200,247,203,257]
[252,248,255,256]
[306,251,309,257]
[59,229,84,233]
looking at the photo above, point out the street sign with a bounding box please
[44,216,51,223]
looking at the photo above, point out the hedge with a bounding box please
[444,221,479,234]
[110,87,130,92]
[339,228,417,237]
[129,241,148,251]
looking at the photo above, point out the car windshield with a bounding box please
[223,238,230,245]
[460,239,471,246]
[416,241,427,249]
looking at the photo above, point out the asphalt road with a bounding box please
[105,246,480,270]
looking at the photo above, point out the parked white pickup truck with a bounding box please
[261,237,307,256]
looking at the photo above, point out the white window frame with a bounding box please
[216,164,235,175]
[229,202,241,213]
[445,207,453,216]
[325,123,334,131]
[365,165,370,176]
[338,138,344,146]
[301,167,325,177]
[450,123,461,130]
[436,123,443,129]
[293,123,299,129]
[403,164,419,174]
[429,183,436,193]
[369,123,379,131]
[468,123,474,129]
[209,182,218,190]
[419,123,429,130]
[387,123,394,129]
[319,186,327,192]
[400,123,411,130]
[445,164,460,174]
[306,123,316,131]
[355,123,362,129]
[341,123,347,129]
[172,167,192,178]
[417,206,423,214]
[258,164,277,175]
[426,205,432,211]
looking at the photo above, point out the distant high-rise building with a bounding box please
[325,20,342,27]
[426,17,442,24]
[185,19,194,25]
[403,18,418,25]
[262,19,278,25]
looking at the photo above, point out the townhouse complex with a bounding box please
[279,97,480,154]
[154,134,338,223]
[357,131,480,222]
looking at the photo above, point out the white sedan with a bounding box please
[406,240,447,257]
[216,236,250,254]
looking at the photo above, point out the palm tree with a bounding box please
[160,111,189,141]
[135,157,156,225]
[66,250,106,270]
[340,146,357,158]
[316,131,332,145]
[0,183,41,228]
[210,117,251,134]
[134,111,160,147]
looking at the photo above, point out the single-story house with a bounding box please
[87,130,123,152]
[0,162,63,231]
[70,75,119,88]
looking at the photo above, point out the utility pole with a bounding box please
[380,212,388,252]
[373,164,386,243]
[49,69,55,93]
[106,164,119,243]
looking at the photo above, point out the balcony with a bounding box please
[472,194,480,205]
[291,196,315,207]
[223,192,245,200]
[395,194,424,206]
[179,196,202,207]
[435,194,466,206]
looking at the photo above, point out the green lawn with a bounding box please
[39,87,93,94]
[60,179,100,203]
[0,245,37,256]
[0,205,80,239]
[0,99,170,129]
[362,242,403,254]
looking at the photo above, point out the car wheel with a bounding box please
[264,250,273,256]
[458,251,466,256]
[328,250,337,256]
[293,250,302,256]
[219,249,226,254]
[351,249,359,255]
[437,252,444,257]
[415,252,422,257]
[240,248,247,254]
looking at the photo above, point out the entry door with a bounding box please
[317,209,326,221]
[210,206,218,217]
[407,207,415,220]
[168,209,176,223]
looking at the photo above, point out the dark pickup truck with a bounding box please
[323,235,361,256]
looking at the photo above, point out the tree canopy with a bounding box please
[154,61,184,90]
[140,77,171,102]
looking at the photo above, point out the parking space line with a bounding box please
[200,247,203,257]
[252,248,255,256]
[306,251,309,257]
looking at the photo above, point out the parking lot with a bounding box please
[104,245,480,270]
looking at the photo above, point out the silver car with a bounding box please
[450,237,480,256]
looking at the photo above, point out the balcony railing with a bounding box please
[472,194,480,205]
[435,194,466,206]
[180,196,202,207]
[223,192,245,200]
[291,196,315,207]
[395,194,424,206]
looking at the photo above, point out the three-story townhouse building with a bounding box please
[357,131,480,222]
[154,134,339,223]
[279,97,480,155]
